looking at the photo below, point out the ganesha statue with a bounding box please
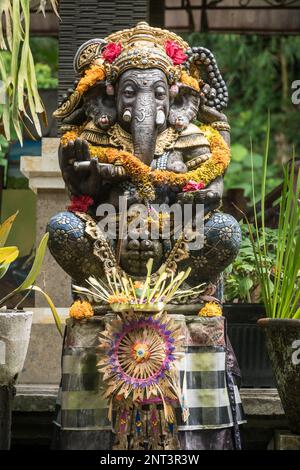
[48,21,241,295]
[48,22,245,451]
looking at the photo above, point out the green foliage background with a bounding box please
[186,33,300,197]
[6,33,300,200]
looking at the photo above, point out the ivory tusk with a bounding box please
[156,109,165,126]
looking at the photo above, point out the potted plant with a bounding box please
[0,212,61,449]
[248,125,300,435]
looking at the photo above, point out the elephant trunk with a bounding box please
[131,93,158,166]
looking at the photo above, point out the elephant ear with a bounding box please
[73,38,107,74]
[53,89,86,125]
[53,39,108,125]
[189,47,228,111]
[168,85,200,130]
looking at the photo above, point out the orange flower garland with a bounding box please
[74,66,199,95]
[198,301,222,317]
[180,71,200,91]
[76,65,106,95]
[107,294,132,304]
[61,125,230,201]
[69,300,94,320]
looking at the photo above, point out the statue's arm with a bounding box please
[59,139,126,204]
[59,139,98,198]
[198,106,230,146]
[178,144,224,212]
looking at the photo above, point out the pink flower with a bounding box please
[165,40,187,65]
[182,181,205,192]
[102,42,122,63]
[68,195,94,213]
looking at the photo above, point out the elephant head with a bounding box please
[54,24,228,167]
[82,82,117,130]
[113,69,204,165]
[115,68,169,166]
[54,81,117,131]
[168,84,200,131]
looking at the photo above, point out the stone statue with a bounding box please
[48,22,241,298]
[48,23,245,451]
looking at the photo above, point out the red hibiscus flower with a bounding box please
[102,42,122,63]
[68,195,94,213]
[165,40,187,65]
[182,181,205,192]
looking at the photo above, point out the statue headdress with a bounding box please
[54,22,228,120]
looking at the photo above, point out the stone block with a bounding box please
[20,138,73,307]
[274,430,300,450]
[18,308,68,385]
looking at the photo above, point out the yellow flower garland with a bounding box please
[76,65,106,95]
[180,71,200,91]
[198,302,222,317]
[69,300,94,320]
[75,65,200,95]
[61,125,230,201]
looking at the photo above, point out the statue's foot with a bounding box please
[119,235,164,277]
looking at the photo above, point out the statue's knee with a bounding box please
[46,211,86,250]
[205,213,241,255]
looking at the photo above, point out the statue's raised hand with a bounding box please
[59,138,100,198]
[59,138,127,198]
[198,104,227,125]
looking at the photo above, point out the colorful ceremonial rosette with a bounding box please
[97,309,185,449]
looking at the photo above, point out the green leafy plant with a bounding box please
[0,211,62,335]
[0,1,58,143]
[0,133,9,185]
[186,33,300,196]
[34,63,58,89]
[224,143,281,199]
[247,117,300,319]
[224,224,279,303]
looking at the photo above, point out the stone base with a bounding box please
[273,430,300,450]
[18,308,68,385]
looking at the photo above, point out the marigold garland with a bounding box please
[76,65,106,95]
[69,300,94,320]
[198,302,222,317]
[61,125,230,201]
[180,71,200,91]
[74,66,199,95]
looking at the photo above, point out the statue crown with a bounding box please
[104,22,188,83]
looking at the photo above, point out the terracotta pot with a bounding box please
[258,318,300,434]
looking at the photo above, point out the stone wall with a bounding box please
[20,138,72,307]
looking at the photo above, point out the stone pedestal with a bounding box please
[273,430,300,450]
[20,138,72,307]
[18,308,68,385]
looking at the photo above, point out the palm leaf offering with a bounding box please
[89,261,194,448]
[73,261,204,311]
[247,116,300,319]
